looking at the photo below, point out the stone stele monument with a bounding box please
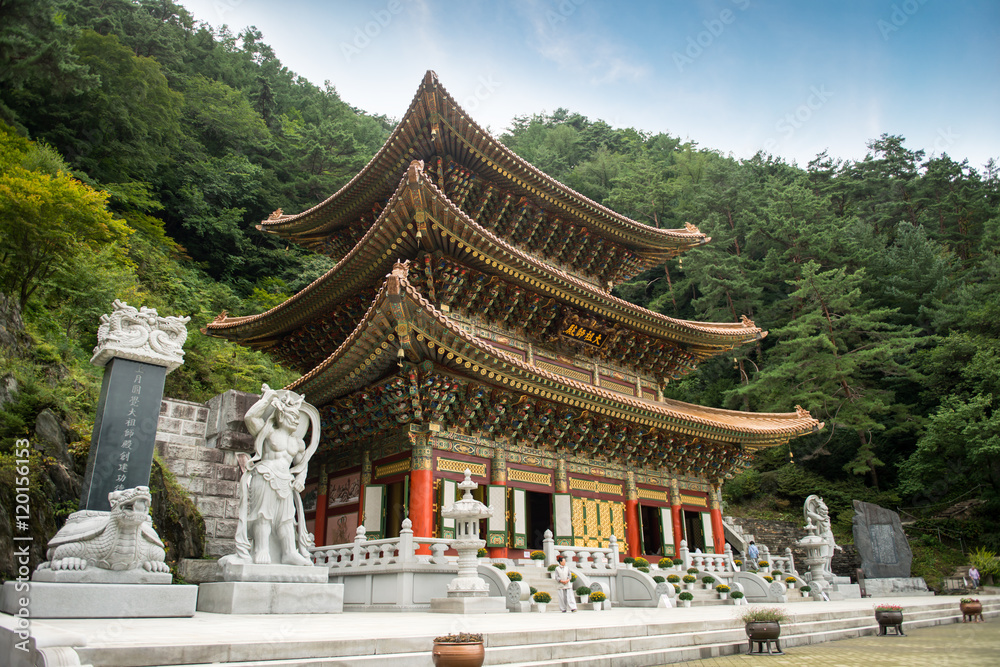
[852,499,931,596]
[197,384,344,614]
[0,300,198,619]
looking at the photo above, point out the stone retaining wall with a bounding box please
[155,392,256,557]
[730,517,862,578]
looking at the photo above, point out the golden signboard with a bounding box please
[560,322,606,348]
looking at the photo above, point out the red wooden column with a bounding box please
[670,479,684,555]
[489,447,507,558]
[313,464,328,547]
[625,471,641,558]
[408,428,434,551]
[709,484,725,554]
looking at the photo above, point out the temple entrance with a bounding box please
[384,480,407,539]
[525,491,552,550]
[683,509,706,551]
[640,505,663,556]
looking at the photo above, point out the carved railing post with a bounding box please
[543,529,555,566]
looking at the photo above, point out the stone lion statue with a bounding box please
[38,486,169,572]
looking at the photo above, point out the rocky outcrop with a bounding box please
[0,292,30,354]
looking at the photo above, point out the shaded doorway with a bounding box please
[384,479,407,539]
[683,510,706,551]
[640,504,663,556]
[525,490,552,550]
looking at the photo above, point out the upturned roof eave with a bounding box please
[257,70,708,253]
[289,265,823,446]
[206,168,764,351]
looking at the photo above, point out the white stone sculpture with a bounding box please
[37,486,168,572]
[803,494,841,581]
[226,384,320,566]
[91,299,190,371]
[442,469,494,597]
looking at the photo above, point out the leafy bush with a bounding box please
[533,591,551,603]
[575,585,591,596]
[494,563,506,571]
[634,557,649,568]
[763,575,773,582]
[673,584,680,593]
[731,591,745,599]
[638,566,650,573]
[530,550,545,560]
[507,571,522,581]
[589,591,606,603]
[758,561,769,568]
[687,567,699,574]
[771,570,783,577]
[716,584,731,593]
[678,591,694,601]
[659,558,672,568]
[673,558,683,566]
[683,575,696,583]
[969,547,1000,576]
[530,586,537,595]
[785,576,797,584]
[702,576,716,584]
[667,574,680,583]
[800,586,812,592]
[477,548,487,558]
[737,606,787,624]
[623,556,635,564]
[653,575,665,583]
[548,564,558,571]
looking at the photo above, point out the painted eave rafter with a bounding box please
[290,264,822,449]
[257,70,708,257]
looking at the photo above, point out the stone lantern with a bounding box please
[430,469,506,613]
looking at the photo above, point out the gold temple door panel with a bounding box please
[659,507,675,557]
[486,484,507,547]
[571,497,627,553]
[511,488,527,549]
[553,493,573,546]
[362,484,386,539]
[439,478,457,539]
[701,512,716,554]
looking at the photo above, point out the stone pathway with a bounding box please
[671,620,997,666]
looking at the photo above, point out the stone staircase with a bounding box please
[63,597,1000,666]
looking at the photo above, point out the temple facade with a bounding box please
[206,71,821,560]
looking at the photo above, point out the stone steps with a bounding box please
[65,598,1000,667]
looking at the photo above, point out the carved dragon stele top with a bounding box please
[91,299,190,372]
[36,486,169,573]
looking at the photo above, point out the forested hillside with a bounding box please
[1,0,997,582]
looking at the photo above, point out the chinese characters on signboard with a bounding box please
[560,321,607,348]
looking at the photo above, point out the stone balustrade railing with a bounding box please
[541,530,619,571]
[310,519,454,569]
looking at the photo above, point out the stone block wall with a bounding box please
[155,396,249,558]
[729,517,860,578]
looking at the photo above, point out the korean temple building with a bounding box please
[206,71,822,560]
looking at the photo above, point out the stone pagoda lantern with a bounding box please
[797,522,829,596]
[430,469,506,613]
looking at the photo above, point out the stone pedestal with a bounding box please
[197,581,344,614]
[429,596,507,614]
[1,581,197,618]
[864,577,933,597]
[197,562,343,614]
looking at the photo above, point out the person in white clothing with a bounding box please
[553,555,577,612]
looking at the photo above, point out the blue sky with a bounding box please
[180,0,999,168]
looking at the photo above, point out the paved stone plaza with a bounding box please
[3,595,995,665]
[672,619,999,666]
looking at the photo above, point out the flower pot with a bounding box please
[433,641,485,667]
[536,603,547,613]
[680,599,691,608]
[745,621,783,655]
[685,583,694,591]
[579,595,588,604]
[875,610,905,636]
[719,592,729,600]
[961,602,984,623]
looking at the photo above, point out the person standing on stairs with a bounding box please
[554,555,577,613]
